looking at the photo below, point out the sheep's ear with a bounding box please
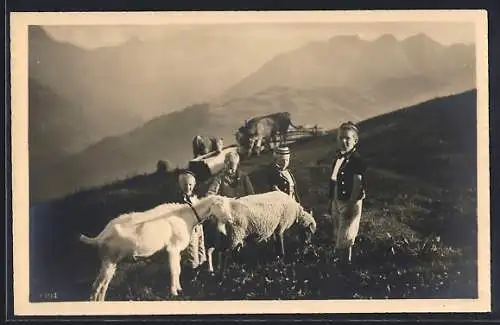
[210,196,233,222]
[309,221,317,234]
[215,196,228,208]
[217,222,228,235]
[210,196,224,210]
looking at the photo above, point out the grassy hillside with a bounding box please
[29,90,477,301]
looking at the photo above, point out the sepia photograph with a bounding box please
[10,10,490,315]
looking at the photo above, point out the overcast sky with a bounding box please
[43,22,475,50]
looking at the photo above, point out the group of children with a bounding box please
[173,120,367,279]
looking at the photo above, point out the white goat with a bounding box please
[79,196,221,301]
[209,191,317,267]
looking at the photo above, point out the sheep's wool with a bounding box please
[226,191,303,245]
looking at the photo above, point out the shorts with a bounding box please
[330,199,363,249]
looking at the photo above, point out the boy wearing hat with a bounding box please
[328,121,367,266]
[266,146,301,204]
[173,169,207,274]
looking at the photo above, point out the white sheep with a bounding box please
[208,190,317,269]
[78,196,221,301]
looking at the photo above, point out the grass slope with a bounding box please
[29,90,477,301]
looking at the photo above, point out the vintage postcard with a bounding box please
[10,10,490,316]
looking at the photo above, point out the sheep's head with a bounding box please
[206,195,234,225]
[296,207,317,244]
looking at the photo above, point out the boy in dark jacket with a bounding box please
[266,146,301,204]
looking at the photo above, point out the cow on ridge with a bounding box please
[235,112,297,157]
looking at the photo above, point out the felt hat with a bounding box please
[274,146,291,156]
[339,121,359,134]
[177,168,196,179]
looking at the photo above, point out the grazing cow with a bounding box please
[235,112,298,157]
[78,196,224,301]
[192,135,223,158]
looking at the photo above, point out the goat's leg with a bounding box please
[91,259,116,301]
[90,272,105,301]
[173,252,183,294]
[90,260,109,301]
[278,232,285,259]
[96,260,117,301]
[168,250,182,296]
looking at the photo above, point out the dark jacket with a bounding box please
[266,164,301,203]
[207,169,255,198]
[204,170,255,249]
[328,150,367,202]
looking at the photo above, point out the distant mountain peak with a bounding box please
[329,34,361,42]
[124,35,144,45]
[402,33,442,46]
[327,34,365,47]
[28,26,54,42]
[373,33,398,44]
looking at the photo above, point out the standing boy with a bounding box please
[266,146,301,204]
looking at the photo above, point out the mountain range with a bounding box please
[29,25,317,130]
[29,31,476,204]
[218,34,474,106]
